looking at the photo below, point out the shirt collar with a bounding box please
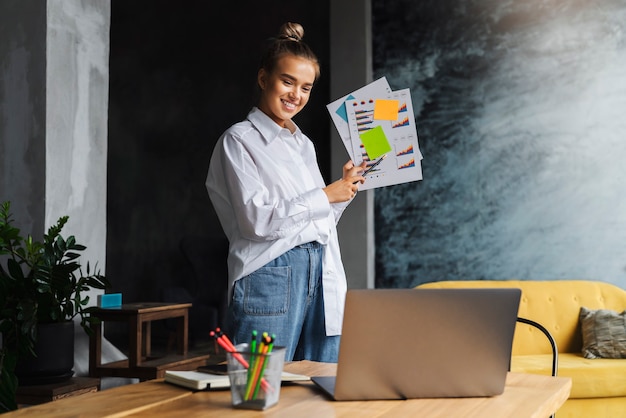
[247,107,302,144]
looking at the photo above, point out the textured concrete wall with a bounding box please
[0,0,47,236]
[373,0,626,289]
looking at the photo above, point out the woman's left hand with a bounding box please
[322,160,367,203]
[343,160,367,181]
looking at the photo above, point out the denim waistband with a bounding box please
[295,241,323,250]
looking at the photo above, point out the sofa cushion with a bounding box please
[580,307,626,359]
[512,353,626,398]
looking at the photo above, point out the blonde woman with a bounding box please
[206,22,365,362]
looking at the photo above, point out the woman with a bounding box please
[206,22,365,362]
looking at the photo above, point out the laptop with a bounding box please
[312,287,521,401]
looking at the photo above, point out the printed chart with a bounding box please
[327,78,423,190]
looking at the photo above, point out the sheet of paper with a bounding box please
[326,77,392,161]
[345,88,423,190]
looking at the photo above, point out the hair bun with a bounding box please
[278,22,304,42]
[259,21,320,80]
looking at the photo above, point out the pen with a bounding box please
[250,330,258,354]
[246,333,268,400]
[252,334,275,400]
[354,154,387,184]
[210,330,272,393]
[245,330,258,398]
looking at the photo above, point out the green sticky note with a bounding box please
[359,126,392,160]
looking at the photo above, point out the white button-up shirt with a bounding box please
[206,107,350,335]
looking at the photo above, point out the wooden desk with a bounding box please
[6,362,571,417]
[16,377,101,405]
[89,303,209,381]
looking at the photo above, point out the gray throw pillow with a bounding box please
[579,306,626,359]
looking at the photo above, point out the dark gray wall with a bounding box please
[330,0,375,290]
[0,0,47,236]
[106,1,330,342]
[373,0,626,289]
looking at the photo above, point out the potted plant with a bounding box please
[0,201,110,412]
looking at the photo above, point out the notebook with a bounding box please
[311,287,521,401]
[165,369,310,390]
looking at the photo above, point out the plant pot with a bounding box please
[15,321,75,385]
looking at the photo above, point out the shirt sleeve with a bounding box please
[218,133,332,242]
[330,199,350,224]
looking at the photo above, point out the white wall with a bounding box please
[45,0,110,279]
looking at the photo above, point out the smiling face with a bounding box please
[257,54,317,129]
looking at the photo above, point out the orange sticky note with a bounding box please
[373,99,400,121]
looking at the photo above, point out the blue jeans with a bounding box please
[227,242,340,362]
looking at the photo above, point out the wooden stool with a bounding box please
[16,377,100,405]
[89,302,209,381]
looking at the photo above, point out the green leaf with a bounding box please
[65,252,81,261]
[1,201,111,389]
[0,350,19,412]
[6,259,24,280]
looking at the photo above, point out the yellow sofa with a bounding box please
[418,280,626,418]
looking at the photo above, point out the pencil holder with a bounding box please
[226,344,286,410]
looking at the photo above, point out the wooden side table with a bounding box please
[16,377,101,405]
[89,302,210,381]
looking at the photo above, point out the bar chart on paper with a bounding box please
[342,86,422,190]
